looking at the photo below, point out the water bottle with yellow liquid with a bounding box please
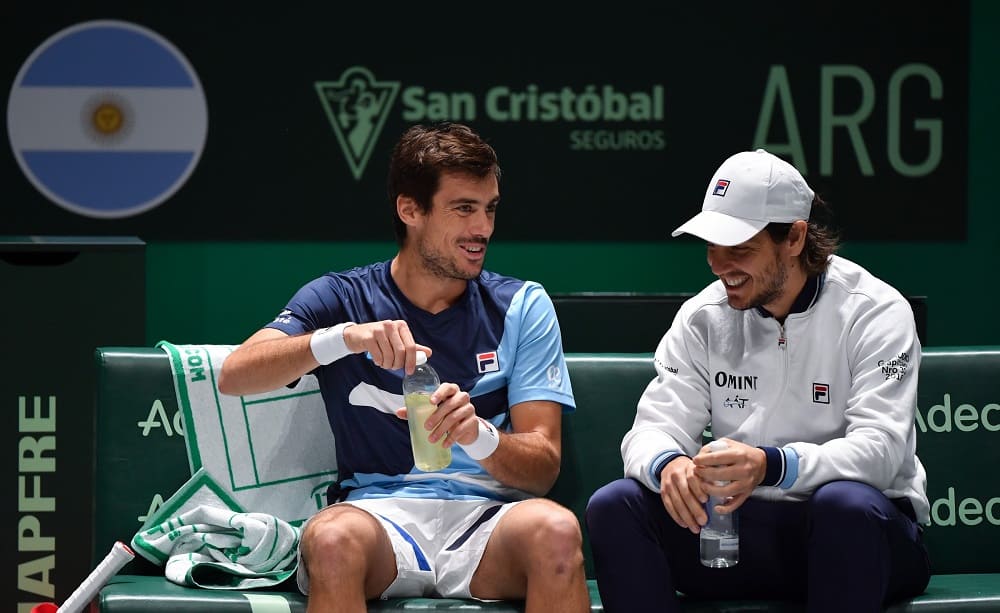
[403,350,452,471]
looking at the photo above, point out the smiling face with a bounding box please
[411,171,499,281]
[707,228,796,315]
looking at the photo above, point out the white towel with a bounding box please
[157,341,338,524]
[132,503,300,589]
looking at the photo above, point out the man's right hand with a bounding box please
[659,456,709,534]
[343,320,432,374]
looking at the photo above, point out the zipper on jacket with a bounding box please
[759,319,790,446]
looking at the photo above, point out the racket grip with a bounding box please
[58,541,135,613]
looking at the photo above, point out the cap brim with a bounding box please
[670,210,767,246]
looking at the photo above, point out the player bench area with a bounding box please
[92,346,1000,612]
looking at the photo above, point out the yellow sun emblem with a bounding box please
[92,102,124,135]
[82,93,133,145]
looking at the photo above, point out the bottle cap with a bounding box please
[415,350,428,365]
[706,440,730,486]
[707,440,728,452]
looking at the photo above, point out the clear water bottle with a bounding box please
[402,351,451,471]
[700,440,739,568]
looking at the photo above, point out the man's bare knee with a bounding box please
[478,501,587,610]
[526,506,584,573]
[301,505,389,583]
[304,507,374,552]
[491,501,584,573]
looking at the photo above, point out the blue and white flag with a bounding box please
[6,20,208,218]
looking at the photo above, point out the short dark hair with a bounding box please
[387,122,501,246]
[765,194,841,276]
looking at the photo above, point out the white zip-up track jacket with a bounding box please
[622,255,930,524]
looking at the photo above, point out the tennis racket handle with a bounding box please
[58,541,135,613]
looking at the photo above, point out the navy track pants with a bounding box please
[585,478,930,613]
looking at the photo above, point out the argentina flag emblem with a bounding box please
[6,20,208,219]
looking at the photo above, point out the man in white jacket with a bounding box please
[585,149,931,612]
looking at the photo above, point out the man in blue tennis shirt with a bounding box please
[219,122,589,612]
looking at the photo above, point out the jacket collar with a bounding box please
[755,272,825,319]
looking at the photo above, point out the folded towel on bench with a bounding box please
[132,502,300,590]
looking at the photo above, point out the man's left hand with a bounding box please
[691,438,766,513]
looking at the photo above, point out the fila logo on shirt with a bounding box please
[713,179,731,197]
[813,382,830,404]
[477,351,499,373]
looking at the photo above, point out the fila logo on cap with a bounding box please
[477,351,499,373]
[712,179,730,197]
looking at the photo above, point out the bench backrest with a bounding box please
[912,348,1000,574]
[93,347,1000,577]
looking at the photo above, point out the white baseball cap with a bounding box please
[671,149,814,246]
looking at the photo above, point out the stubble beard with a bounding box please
[418,239,482,281]
[730,255,789,311]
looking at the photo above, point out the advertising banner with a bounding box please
[2,5,969,241]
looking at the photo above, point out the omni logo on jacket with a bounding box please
[714,371,758,390]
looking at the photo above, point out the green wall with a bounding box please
[147,2,999,349]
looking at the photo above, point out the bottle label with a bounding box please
[718,537,739,551]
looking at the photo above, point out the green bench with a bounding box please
[92,347,1000,611]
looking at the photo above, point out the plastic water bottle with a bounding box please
[700,440,739,568]
[402,351,451,471]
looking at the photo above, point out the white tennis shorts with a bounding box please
[297,497,522,599]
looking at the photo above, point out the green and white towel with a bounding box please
[157,341,338,525]
[132,503,300,589]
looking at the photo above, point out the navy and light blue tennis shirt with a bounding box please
[266,260,575,503]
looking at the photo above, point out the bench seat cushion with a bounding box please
[97,575,593,612]
[98,573,1000,612]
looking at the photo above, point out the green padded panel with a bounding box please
[915,348,1000,575]
[553,354,655,578]
[94,348,192,576]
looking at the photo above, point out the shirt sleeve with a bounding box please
[621,305,712,492]
[505,282,576,412]
[264,275,348,337]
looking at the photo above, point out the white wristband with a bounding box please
[309,322,356,365]
[459,418,500,460]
